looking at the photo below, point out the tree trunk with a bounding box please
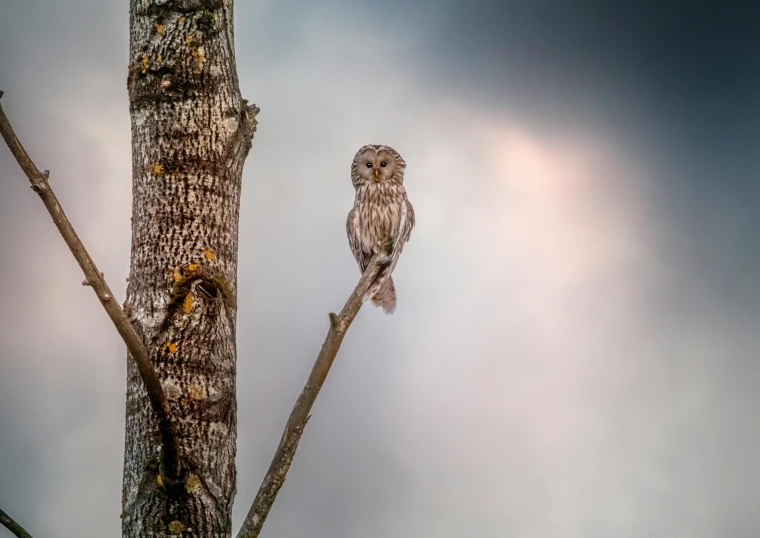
[122,1,256,536]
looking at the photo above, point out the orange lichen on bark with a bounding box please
[185,473,201,493]
[183,292,194,313]
[164,342,178,354]
[187,384,204,400]
[152,164,164,175]
[191,47,205,73]
[156,23,164,34]
[203,248,216,260]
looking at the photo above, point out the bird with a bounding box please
[346,144,415,314]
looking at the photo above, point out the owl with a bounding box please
[346,144,415,314]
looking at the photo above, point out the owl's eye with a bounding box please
[366,163,373,168]
[380,162,387,167]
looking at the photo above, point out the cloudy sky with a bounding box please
[1,0,759,536]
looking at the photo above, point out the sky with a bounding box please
[1,0,759,537]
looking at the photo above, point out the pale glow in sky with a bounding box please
[375,120,663,536]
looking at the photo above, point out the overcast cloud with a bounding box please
[1,1,759,537]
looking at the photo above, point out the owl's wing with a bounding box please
[362,199,415,304]
[346,206,370,272]
[396,198,415,247]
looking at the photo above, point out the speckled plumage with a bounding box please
[346,144,415,314]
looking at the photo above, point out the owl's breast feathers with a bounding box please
[347,182,414,270]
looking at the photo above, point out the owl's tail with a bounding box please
[371,276,397,315]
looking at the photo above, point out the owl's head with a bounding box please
[351,144,406,188]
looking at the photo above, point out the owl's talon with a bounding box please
[373,237,393,256]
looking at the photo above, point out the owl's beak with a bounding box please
[373,168,380,181]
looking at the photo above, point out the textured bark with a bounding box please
[123,1,257,536]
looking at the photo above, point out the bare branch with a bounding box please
[0,508,34,538]
[0,93,183,482]
[236,240,393,538]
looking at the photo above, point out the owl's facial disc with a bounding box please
[356,147,399,185]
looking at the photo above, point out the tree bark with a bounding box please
[122,1,256,536]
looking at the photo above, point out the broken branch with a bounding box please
[236,243,392,538]
[0,93,182,482]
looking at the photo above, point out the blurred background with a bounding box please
[1,1,759,536]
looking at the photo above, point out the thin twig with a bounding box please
[0,508,34,538]
[236,241,393,538]
[0,92,182,482]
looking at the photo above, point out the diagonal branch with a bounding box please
[0,92,182,482]
[0,508,34,538]
[236,241,393,538]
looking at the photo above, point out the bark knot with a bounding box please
[160,262,234,334]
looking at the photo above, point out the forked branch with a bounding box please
[0,508,34,538]
[236,240,393,538]
[0,93,182,482]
